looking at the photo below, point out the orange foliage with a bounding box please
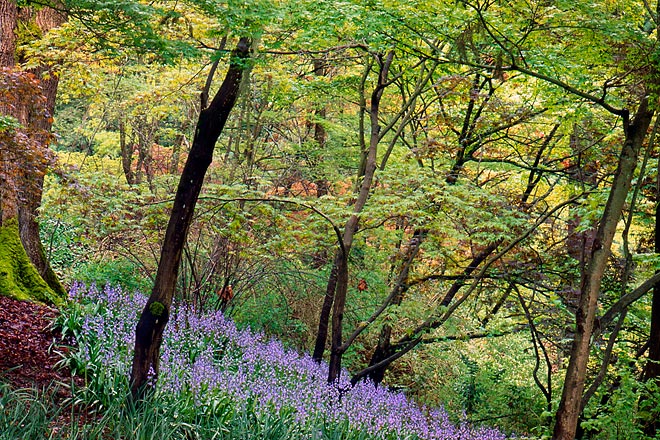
[0,67,54,223]
[266,179,318,197]
[219,285,234,302]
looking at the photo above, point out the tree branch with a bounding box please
[595,272,660,337]
[199,195,345,257]
[340,231,426,352]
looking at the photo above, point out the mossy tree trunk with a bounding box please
[0,0,66,301]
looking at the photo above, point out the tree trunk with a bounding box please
[0,0,18,225]
[641,157,660,436]
[0,1,66,299]
[311,54,382,364]
[553,99,654,440]
[325,52,394,383]
[311,52,393,372]
[18,172,65,297]
[0,0,16,67]
[312,252,339,361]
[130,37,251,399]
[642,279,660,435]
[120,119,136,184]
[19,6,66,298]
[312,58,330,197]
[447,74,481,184]
[365,231,425,385]
[327,236,352,381]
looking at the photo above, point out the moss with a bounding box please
[0,218,64,307]
[149,301,165,317]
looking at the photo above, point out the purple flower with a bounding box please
[69,283,508,439]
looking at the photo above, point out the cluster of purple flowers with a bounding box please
[68,283,507,440]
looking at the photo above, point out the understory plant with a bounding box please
[54,283,507,439]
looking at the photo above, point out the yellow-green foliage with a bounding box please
[0,218,64,306]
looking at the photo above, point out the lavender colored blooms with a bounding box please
[69,283,508,440]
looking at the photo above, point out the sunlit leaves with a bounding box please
[0,115,20,132]
[54,0,198,63]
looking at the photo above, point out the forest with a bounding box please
[2,0,660,438]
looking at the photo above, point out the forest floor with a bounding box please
[0,295,78,402]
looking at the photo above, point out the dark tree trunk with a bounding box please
[367,325,393,385]
[553,99,654,440]
[446,74,490,184]
[641,159,660,436]
[365,231,425,385]
[133,116,157,190]
[313,101,330,197]
[327,238,352,381]
[312,252,339,361]
[130,38,251,399]
[312,58,330,197]
[327,53,394,382]
[642,282,660,435]
[311,52,394,382]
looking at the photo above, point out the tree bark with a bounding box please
[553,99,654,440]
[641,151,660,436]
[0,1,66,298]
[308,58,331,361]
[0,0,16,67]
[120,119,136,184]
[312,58,330,197]
[310,52,392,372]
[19,5,66,296]
[130,37,251,399]
[312,252,339,361]
[0,0,18,225]
[446,74,483,184]
[325,52,394,383]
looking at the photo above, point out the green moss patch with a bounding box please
[0,218,64,306]
[149,301,165,317]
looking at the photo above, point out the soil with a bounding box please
[0,295,74,396]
